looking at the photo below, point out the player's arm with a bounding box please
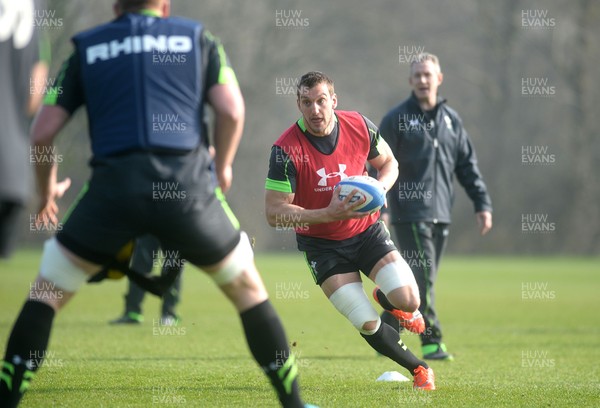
[31,105,71,214]
[31,51,84,225]
[453,115,493,235]
[364,116,398,191]
[264,147,367,227]
[203,30,244,194]
[28,33,51,115]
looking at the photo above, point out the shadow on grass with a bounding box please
[76,353,377,363]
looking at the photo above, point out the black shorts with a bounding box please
[299,221,397,285]
[56,150,240,267]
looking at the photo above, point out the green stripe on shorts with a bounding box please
[61,182,89,224]
[215,187,240,230]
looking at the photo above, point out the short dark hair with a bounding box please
[297,71,335,98]
[117,0,161,13]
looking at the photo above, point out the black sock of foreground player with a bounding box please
[0,300,55,408]
[361,322,428,373]
[240,300,303,408]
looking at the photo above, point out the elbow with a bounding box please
[216,95,245,125]
[265,211,278,228]
[265,202,281,228]
[390,156,399,172]
[219,105,244,125]
[30,125,52,147]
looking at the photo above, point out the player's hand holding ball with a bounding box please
[335,176,386,213]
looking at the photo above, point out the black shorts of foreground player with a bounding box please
[265,71,435,390]
[0,1,310,407]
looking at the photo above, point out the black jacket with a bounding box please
[379,93,492,224]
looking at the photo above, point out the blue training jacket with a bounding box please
[72,12,206,157]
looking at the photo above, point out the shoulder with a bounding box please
[72,20,116,42]
[165,16,204,29]
[439,103,464,129]
[336,110,372,134]
[336,110,371,128]
[335,110,361,120]
[440,102,461,121]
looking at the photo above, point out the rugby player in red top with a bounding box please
[265,71,435,390]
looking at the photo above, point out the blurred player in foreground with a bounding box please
[265,71,435,390]
[0,1,311,407]
[0,0,54,259]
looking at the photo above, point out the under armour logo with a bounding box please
[316,164,347,186]
[310,261,318,272]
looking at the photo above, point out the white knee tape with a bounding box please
[39,238,89,292]
[328,282,381,335]
[211,232,254,286]
[375,259,417,295]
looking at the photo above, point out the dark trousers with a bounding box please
[125,235,182,317]
[125,268,182,317]
[390,222,449,346]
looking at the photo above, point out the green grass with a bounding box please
[1,251,599,407]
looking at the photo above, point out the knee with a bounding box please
[386,287,420,312]
[360,319,381,334]
[402,294,420,313]
[205,232,254,286]
[37,238,89,310]
[328,282,381,335]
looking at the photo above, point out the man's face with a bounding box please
[297,83,337,136]
[409,60,443,102]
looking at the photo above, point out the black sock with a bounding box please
[375,288,397,310]
[240,300,303,408]
[0,300,55,408]
[381,310,400,333]
[361,322,428,374]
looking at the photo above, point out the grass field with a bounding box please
[1,250,599,407]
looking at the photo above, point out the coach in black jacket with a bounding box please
[378,53,492,360]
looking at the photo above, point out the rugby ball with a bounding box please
[335,175,385,213]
